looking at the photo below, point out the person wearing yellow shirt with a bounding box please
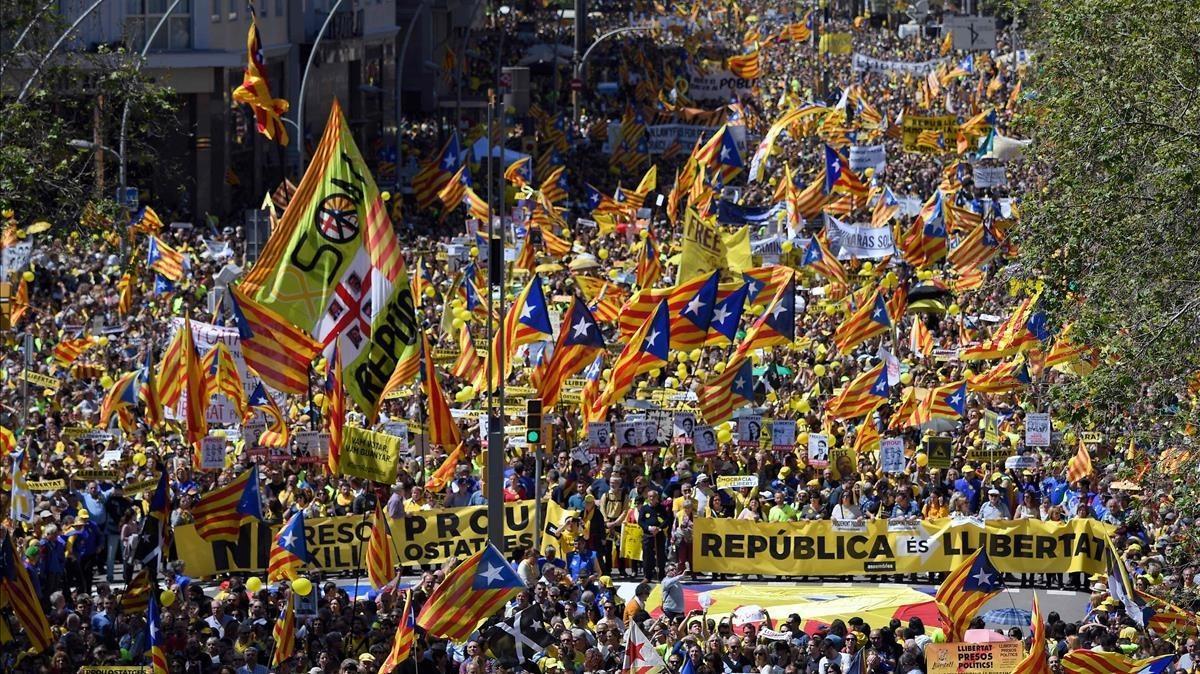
[404,484,431,513]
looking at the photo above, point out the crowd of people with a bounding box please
[0,0,1195,673]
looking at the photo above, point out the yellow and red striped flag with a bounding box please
[380,590,417,674]
[190,466,264,542]
[1066,440,1093,484]
[949,222,1004,275]
[181,319,209,451]
[826,364,890,420]
[1013,595,1050,674]
[592,300,670,416]
[451,323,484,384]
[416,542,525,641]
[425,442,465,493]
[532,297,604,409]
[325,346,346,475]
[271,594,296,668]
[934,548,1003,641]
[117,273,134,315]
[231,6,290,145]
[727,51,761,79]
[834,291,891,353]
[421,335,462,447]
[148,594,168,674]
[202,342,247,418]
[910,319,934,357]
[485,275,553,391]
[967,358,1031,394]
[366,505,397,590]
[53,337,94,368]
[0,533,52,652]
[1062,651,1173,674]
[229,284,320,395]
[130,205,164,235]
[268,511,311,582]
[147,235,185,281]
[156,328,184,407]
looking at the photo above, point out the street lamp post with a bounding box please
[571,25,653,125]
[296,0,348,167]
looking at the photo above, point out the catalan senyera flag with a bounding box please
[801,233,848,286]
[203,342,246,417]
[156,328,184,407]
[635,235,663,289]
[1066,440,1093,484]
[540,165,568,204]
[229,285,320,395]
[271,594,296,668]
[130,205,164,235]
[325,345,346,473]
[366,504,397,590]
[231,6,289,145]
[617,267,789,342]
[147,235,185,281]
[826,363,890,420]
[268,510,311,582]
[485,275,553,391]
[706,282,749,346]
[949,222,1004,275]
[532,297,604,409]
[117,273,134,315]
[412,133,461,210]
[673,271,720,352]
[380,590,417,674]
[934,548,1003,642]
[248,382,289,447]
[592,300,670,416]
[119,566,153,615]
[1062,651,1174,674]
[1013,596,1050,674]
[148,593,169,674]
[240,101,419,419]
[910,319,934,357]
[421,335,462,447]
[451,323,484,384]
[1136,589,1197,636]
[181,319,209,448]
[53,337,94,368]
[575,275,628,323]
[425,442,465,493]
[0,533,52,652]
[834,291,891,353]
[416,542,526,641]
[967,358,1031,394]
[728,50,761,79]
[190,466,264,541]
[823,145,868,197]
[699,352,754,425]
[737,273,796,355]
[794,169,830,219]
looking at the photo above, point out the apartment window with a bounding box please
[211,0,220,21]
[228,0,238,20]
[275,0,283,16]
[125,0,193,51]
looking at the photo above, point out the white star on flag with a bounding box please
[480,563,505,585]
[713,306,731,325]
[572,318,592,338]
[280,532,296,548]
[685,296,706,316]
[972,569,993,587]
[521,303,537,320]
[646,330,660,347]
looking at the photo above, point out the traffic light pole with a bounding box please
[526,399,543,551]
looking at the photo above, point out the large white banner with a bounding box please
[849,144,887,173]
[605,123,748,156]
[851,53,947,75]
[828,217,896,260]
[686,68,758,102]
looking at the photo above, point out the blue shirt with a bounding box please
[81,491,108,527]
[566,551,597,581]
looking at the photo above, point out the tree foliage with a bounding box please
[1021,0,1200,434]
[0,1,178,226]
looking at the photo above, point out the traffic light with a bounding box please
[526,398,543,445]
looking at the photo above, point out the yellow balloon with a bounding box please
[798,432,810,447]
[461,385,475,398]
[598,248,609,260]
[97,336,109,347]
[132,453,147,466]
[714,362,726,374]
[694,369,707,380]
[470,246,479,257]
[292,577,313,596]
[798,398,812,414]
[947,303,961,316]
[717,428,733,444]
[1,209,12,219]
[690,350,703,363]
[160,589,176,607]
[246,577,263,593]
[861,261,874,274]
[381,191,392,201]
[21,270,34,282]
[424,286,437,298]
[313,392,327,408]
[824,304,837,316]
[915,452,929,467]
[99,375,114,389]
[781,241,794,254]
[813,364,827,377]
[452,318,466,331]
[899,371,913,385]
[602,368,612,380]
[650,368,661,378]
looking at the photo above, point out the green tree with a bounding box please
[0,1,178,226]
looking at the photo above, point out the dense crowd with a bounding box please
[0,0,1195,673]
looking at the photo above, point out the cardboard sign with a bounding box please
[294,430,330,463]
[716,475,758,490]
[925,642,1023,674]
[587,422,612,454]
[673,412,697,443]
[880,438,906,473]
[338,426,402,483]
[925,436,953,468]
[199,436,226,470]
[693,424,719,456]
[771,420,797,449]
[807,433,830,468]
[1025,412,1051,447]
[737,414,764,447]
[22,369,61,391]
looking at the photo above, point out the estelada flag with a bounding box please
[241,101,419,418]
[232,6,289,145]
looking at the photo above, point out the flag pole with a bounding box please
[349,508,369,606]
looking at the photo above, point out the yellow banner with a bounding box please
[339,426,401,483]
[926,642,1025,674]
[22,369,61,391]
[79,668,152,674]
[679,209,725,281]
[173,500,539,577]
[26,479,66,491]
[901,114,958,151]
[71,469,122,482]
[692,517,1112,575]
[819,33,853,55]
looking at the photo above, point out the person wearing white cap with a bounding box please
[978,489,1010,520]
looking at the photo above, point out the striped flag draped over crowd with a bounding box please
[934,548,1003,641]
[417,543,525,641]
